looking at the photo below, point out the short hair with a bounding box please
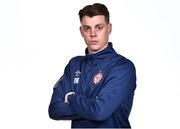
[79,3,110,24]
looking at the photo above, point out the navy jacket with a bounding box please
[49,43,136,128]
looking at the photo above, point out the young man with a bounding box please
[49,3,136,128]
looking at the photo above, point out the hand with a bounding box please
[64,92,75,104]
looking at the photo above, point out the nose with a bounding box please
[90,29,97,37]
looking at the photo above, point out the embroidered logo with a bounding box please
[93,72,103,85]
[74,70,81,84]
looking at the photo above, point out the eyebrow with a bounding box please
[82,24,104,28]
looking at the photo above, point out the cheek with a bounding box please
[100,31,109,39]
[82,33,90,43]
[82,32,89,38]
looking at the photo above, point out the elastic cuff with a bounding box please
[68,94,77,103]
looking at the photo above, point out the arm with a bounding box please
[68,62,136,121]
[48,64,82,120]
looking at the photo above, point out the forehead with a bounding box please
[81,15,107,26]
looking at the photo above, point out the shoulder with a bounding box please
[65,56,85,70]
[68,56,85,64]
[109,54,136,75]
[119,55,135,70]
[63,56,85,73]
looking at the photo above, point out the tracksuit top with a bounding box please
[49,42,136,128]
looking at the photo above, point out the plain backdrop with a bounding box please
[0,0,179,129]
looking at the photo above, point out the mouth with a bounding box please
[89,40,98,44]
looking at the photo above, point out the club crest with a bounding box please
[93,72,103,85]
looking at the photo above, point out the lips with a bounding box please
[90,41,98,44]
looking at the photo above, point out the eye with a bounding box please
[83,26,91,32]
[96,25,103,31]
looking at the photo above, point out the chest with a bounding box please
[70,61,110,97]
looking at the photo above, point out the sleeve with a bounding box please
[68,62,136,121]
[48,63,82,120]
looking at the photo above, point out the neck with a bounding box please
[88,43,109,54]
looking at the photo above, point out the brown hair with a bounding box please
[79,3,110,23]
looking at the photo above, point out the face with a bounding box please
[80,15,112,54]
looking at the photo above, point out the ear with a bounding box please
[108,23,112,34]
[79,26,84,37]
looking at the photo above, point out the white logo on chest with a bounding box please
[74,70,81,84]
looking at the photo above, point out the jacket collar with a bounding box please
[85,42,117,65]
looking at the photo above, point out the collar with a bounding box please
[85,42,117,65]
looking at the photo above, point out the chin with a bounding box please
[89,46,101,51]
[89,48,102,54]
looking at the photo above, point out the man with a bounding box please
[49,3,136,128]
